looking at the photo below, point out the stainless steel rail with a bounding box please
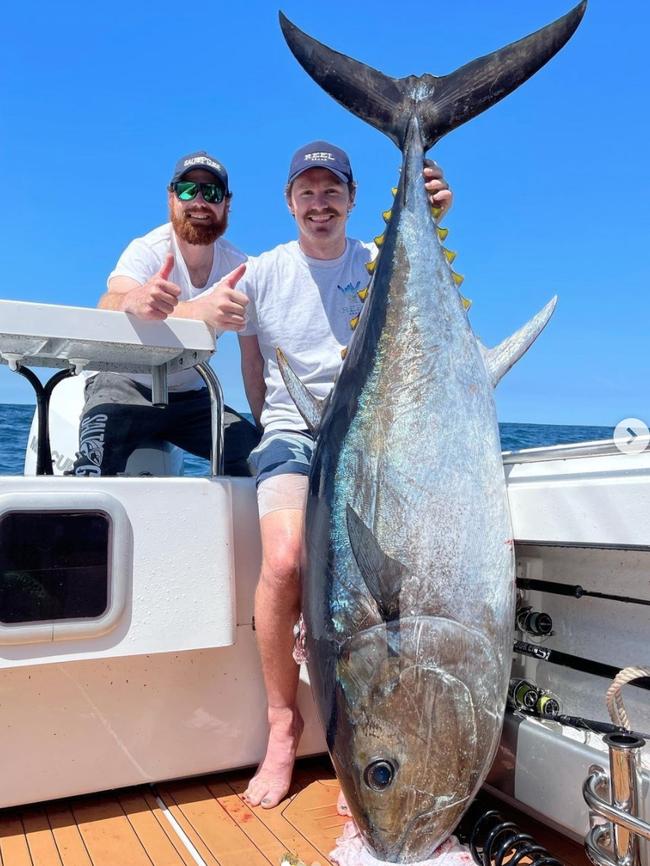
[502,437,650,465]
[196,361,224,477]
[583,733,649,866]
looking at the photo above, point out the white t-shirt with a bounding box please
[240,239,376,434]
[109,223,247,390]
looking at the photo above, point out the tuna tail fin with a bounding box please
[346,504,404,622]
[480,296,557,387]
[276,348,327,435]
[279,4,586,152]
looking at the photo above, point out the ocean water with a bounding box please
[0,402,615,477]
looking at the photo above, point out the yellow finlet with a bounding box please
[341,346,348,359]
[366,260,376,274]
[461,295,472,311]
[382,209,392,223]
[436,226,449,241]
[391,186,398,196]
[374,233,385,247]
[452,271,465,287]
[431,206,442,219]
[350,315,359,331]
[443,248,457,264]
[358,286,369,301]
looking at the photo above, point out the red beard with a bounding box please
[170,204,228,246]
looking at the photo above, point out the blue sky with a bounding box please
[0,0,647,426]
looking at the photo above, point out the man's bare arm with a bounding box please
[102,255,249,332]
[239,335,266,428]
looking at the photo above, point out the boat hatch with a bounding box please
[0,490,129,645]
[0,477,237,667]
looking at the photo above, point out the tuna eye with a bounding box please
[364,760,396,791]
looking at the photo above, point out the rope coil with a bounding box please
[606,667,650,730]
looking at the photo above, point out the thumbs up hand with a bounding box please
[190,263,249,331]
[122,254,182,320]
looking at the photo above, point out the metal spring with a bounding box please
[469,810,564,866]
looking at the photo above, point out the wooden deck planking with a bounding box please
[224,773,339,865]
[118,791,199,866]
[71,794,163,866]
[159,780,272,866]
[0,758,593,866]
[21,807,64,866]
[46,803,93,866]
[0,813,33,866]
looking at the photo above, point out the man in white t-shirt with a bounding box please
[71,151,258,476]
[238,142,452,808]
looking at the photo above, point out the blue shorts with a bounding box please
[248,429,315,486]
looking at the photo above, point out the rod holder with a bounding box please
[583,732,649,866]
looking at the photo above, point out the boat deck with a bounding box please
[0,757,590,866]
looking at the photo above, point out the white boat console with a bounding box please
[0,298,215,374]
[0,299,225,474]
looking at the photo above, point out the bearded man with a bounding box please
[71,151,259,477]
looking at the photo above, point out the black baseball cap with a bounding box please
[287,140,353,185]
[170,151,230,193]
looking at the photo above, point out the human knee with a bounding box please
[260,541,301,592]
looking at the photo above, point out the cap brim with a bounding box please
[171,167,229,190]
[288,165,350,185]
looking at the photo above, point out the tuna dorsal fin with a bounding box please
[346,504,403,622]
[275,347,325,435]
[279,4,586,152]
[480,296,557,387]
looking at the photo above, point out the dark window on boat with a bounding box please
[0,511,109,624]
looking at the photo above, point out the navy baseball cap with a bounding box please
[170,151,230,193]
[287,140,353,185]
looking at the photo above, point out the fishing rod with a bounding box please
[517,577,650,608]
[513,640,650,693]
[508,677,650,740]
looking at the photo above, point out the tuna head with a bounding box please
[331,616,501,863]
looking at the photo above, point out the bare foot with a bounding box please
[336,788,351,816]
[244,706,304,808]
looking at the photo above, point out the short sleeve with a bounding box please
[107,237,163,288]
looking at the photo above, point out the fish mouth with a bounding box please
[395,794,471,860]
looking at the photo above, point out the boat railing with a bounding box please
[583,732,650,866]
[502,437,650,465]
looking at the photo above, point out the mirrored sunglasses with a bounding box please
[172,181,225,204]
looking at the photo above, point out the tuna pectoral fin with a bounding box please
[346,504,404,621]
[279,4,586,151]
[275,347,325,435]
[480,296,557,387]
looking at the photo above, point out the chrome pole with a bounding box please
[151,365,169,407]
[583,733,649,866]
[195,361,224,477]
[606,733,644,866]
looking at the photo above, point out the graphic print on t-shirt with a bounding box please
[338,280,365,322]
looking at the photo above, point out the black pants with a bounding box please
[70,374,260,477]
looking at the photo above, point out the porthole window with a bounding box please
[0,511,110,624]
[0,491,130,645]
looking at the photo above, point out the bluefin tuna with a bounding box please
[277,5,586,862]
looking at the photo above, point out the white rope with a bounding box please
[605,666,650,729]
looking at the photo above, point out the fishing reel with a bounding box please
[516,604,553,637]
[508,678,561,718]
